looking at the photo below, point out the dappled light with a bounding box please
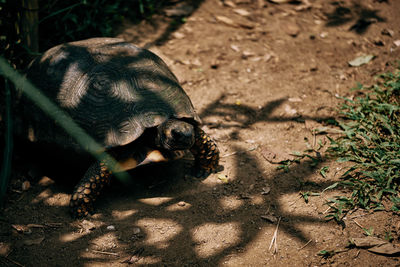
[2,0,400,266]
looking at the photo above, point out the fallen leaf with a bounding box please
[350,236,386,248]
[80,220,96,231]
[348,55,375,67]
[381,28,394,37]
[261,186,271,195]
[350,237,400,255]
[218,174,229,183]
[233,8,251,17]
[230,44,240,52]
[288,97,302,102]
[368,243,400,255]
[12,224,31,234]
[242,50,255,59]
[216,15,238,27]
[261,214,278,223]
[223,0,236,8]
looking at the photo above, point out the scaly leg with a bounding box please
[190,127,220,178]
[69,160,112,218]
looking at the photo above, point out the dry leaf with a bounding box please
[348,55,374,67]
[216,16,238,27]
[350,236,387,248]
[218,174,229,183]
[368,243,400,255]
[12,224,31,234]
[233,9,251,17]
[350,237,400,255]
[261,215,278,223]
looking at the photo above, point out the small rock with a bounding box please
[172,32,185,39]
[177,201,186,207]
[132,227,141,235]
[320,32,328,38]
[381,28,394,37]
[394,40,400,47]
[261,186,271,195]
[107,225,116,231]
[81,220,96,231]
[282,21,300,37]
[242,50,255,59]
[12,224,31,234]
[230,44,240,52]
[284,104,297,116]
[22,181,30,191]
[373,38,384,46]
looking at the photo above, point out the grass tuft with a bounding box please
[325,69,400,222]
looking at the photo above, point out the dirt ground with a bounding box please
[2,0,400,266]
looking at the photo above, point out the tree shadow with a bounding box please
[4,22,342,267]
[324,1,386,34]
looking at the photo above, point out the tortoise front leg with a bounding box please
[70,160,112,218]
[190,127,220,178]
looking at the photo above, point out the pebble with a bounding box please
[132,227,141,235]
[177,201,186,207]
[107,225,116,231]
[22,181,30,191]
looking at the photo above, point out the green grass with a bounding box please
[325,69,400,222]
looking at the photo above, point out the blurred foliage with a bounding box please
[0,0,168,69]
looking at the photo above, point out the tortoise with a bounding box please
[16,38,220,218]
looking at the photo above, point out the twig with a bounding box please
[222,146,258,158]
[91,250,119,256]
[269,217,281,254]
[298,239,312,250]
[1,255,25,267]
[322,206,331,214]
[352,219,364,229]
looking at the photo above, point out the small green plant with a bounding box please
[325,69,400,222]
[300,191,320,203]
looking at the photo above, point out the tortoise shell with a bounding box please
[18,38,200,151]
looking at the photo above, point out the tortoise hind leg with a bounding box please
[190,127,220,178]
[70,160,112,218]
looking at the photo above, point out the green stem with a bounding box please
[0,79,13,206]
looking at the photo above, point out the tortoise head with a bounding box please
[156,119,195,150]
